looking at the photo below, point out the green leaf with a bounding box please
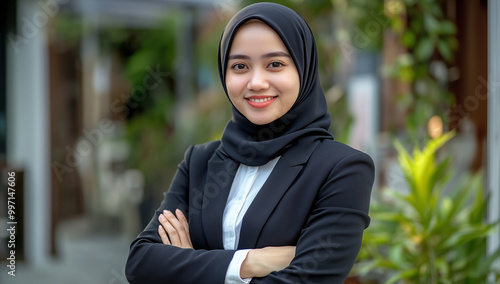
[401,30,416,48]
[385,269,418,284]
[439,197,453,220]
[424,14,440,34]
[388,243,405,264]
[435,258,451,281]
[437,39,453,62]
[415,38,434,61]
[439,20,457,35]
[440,226,494,250]
[443,37,459,53]
[471,247,500,278]
[390,17,405,33]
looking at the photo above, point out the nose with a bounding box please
[247,69,269,91]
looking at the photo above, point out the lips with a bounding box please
[245,96,277,108]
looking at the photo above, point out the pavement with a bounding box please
[0,217,134,284]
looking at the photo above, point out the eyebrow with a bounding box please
[228,51,291,60]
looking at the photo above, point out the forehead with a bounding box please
[229,20,287,53]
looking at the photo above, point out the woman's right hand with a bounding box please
[240,246,296,278]
[158,209,193,249]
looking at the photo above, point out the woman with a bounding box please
[125,3,374,283]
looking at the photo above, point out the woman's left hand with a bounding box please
[158,209,193,249]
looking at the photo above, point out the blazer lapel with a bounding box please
[201,156,238,249]
[237,139,321,249]
[200,139,321,250]
[238,157,303,249]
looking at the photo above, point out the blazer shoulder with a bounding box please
[186,140,221,164]
[192,140,221,154]
[315,139,374,166]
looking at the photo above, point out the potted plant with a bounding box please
[355,132,500,283]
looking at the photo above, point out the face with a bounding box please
[225,20,300,125]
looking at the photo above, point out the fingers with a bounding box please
[175,209,193,247]
[158,224,171,245]
[159,212,179,245]
[158,209,193,249]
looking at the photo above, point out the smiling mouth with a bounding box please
[247,96,276,103]
[245,96,278,108]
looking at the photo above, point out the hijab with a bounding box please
[217,2,333,166]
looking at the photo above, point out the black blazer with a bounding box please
[126,138,374,284]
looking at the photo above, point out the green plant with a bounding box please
[356,132,500,284]
[383,0,458,142]
[124,95,180,184]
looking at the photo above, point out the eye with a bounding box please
[267,61,284,68]
[231,63,248,70]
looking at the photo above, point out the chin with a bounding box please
[248,117,275,125]
[249,120,267,125]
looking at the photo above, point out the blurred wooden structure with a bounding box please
[448,0,488,171]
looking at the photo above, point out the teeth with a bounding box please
[249,97,274,103]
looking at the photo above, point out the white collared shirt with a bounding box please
[223,157,280,284]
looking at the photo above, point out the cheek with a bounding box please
[276,75,300,102]
[225,75,244,97]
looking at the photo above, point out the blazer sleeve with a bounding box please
[125,145,236,284]
[251,151,375,284]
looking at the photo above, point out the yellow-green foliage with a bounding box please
[357,132,500,284]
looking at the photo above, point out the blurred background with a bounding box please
[0,0,499,283]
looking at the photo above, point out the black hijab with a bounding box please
[217,2,333,166]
